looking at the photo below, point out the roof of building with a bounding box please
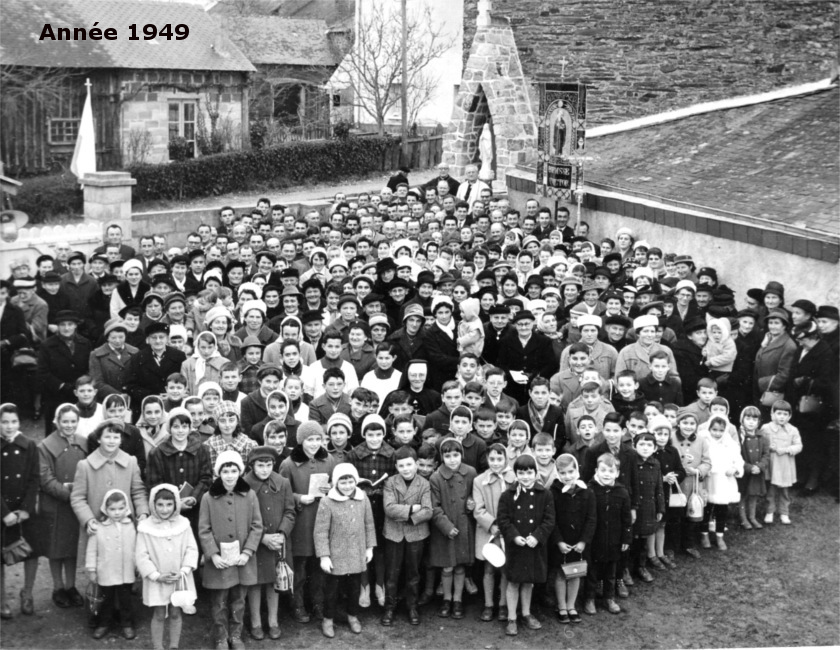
[224,16,340,67]
[208,0,283,15]
[0,0,255,72]
[585,85,840,236]
[209,0,353,28]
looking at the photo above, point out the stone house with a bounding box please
[0,0,255,174]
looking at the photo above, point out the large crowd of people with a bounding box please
[0,161,837,649]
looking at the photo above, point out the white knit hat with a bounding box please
[214,449,245,476]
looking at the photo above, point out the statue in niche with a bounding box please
[478,122,494,181]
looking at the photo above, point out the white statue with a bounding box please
[478,122,494,181]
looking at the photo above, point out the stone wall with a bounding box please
[443,15,537,181]
[120,69,248,164]
[464,0,838,125]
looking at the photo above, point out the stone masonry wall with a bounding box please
[464,0,839,126]
[444,16,538,180]
[120,69,246,164]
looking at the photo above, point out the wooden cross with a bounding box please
[559,57,568,79]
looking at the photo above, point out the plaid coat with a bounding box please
[203,433,257,473]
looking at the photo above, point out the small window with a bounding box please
[168,101,197,158]
[48,118,81,144]
[332,93,342,107]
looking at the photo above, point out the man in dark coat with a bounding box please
[671,316,709,405]
[36,310,92,433]
[60,252,98,321]
[419,300,460,392]
[790,322,837,494]
[482,305,512,366]
[0,279,32,405]
[124,322,186,414]
[495,311,556,405]
[387,303,426,372]
[422,163,460,196]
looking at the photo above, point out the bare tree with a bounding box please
[0,65,72,117]
[331,3,455,135]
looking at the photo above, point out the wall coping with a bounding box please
[82,172,137,188]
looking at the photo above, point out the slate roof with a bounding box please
[585,86,840,236]
[0,0,255,72]
[208,0,283,16]
[224,17,339,67]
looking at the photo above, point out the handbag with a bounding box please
[798,381,822,414]
[668,481,687,508]
[274,543,294,594]
[686,475,705,522]
[10,348,37,370]
[482,533,506,568]
[760,375,784,408]
[1,525,32,565]
[86,582,104,616]
[560,556,588,580]
[170,574,196,614]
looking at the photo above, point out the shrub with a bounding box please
[129,135,395,202]
[168,136,194,161]
[13,172,83,223]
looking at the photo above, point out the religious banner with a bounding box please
[536,82,586,200]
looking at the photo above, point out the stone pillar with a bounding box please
[82,171,137,240]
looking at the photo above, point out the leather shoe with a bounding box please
[621,569,634,586]
[251,625,265,640]
[52,588,72,608]
[583,600,596,616]
[660,555,677,569]
[557,609,570,624]
[700,533,711,549]
[347,615,362,634]
[0,603,12,620]
[524,614,541,630]
[749,518,763,529]
[451,600,464,619]
[480,606,494,622]
[408,608,420,625]
[92,626,109,639]
[122,626,137,640]
[214,642,228,650]
[321,618,335,638]
[684,547,701,559]
[66,586,85,607]
[293,607,310,623]
[569,609,582,624]
[605,599,621,615]
[230,638,245,650]
[437,600,451,618]
[19,590,34,616]
[647,556,665,569]
[616,579,629,599]
[505,620,518,636]
[268,626,282,640]
[417,591,433,607]
[380,609,394,626]
[637,567,654,583]
[497,605,508,621]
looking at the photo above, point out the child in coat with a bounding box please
[429,437,477,620]
[738,406,770,529]
[703,415,744,550]
[86,489,138,640]
[278,421,337,622]
[457,297,485,358]
[472,443,515,623]
[136,395,169,457]
[505,419,533,464]
[549,454,596,625]
[497,454,555,636]
[672,411,711,558]
[348,414,395,608]
[584,453,632,616]
[761,400,802,525]
[702,317,737,385]
[135,484,199,650]
[381,446,433,627]
[326,412,353,463]
[263,421,292,470]
[243,447,296,640]
[631,434,665,582]
[314,463,376,638]
[649,415,685,568]
[198,450,264,650]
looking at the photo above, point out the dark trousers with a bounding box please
[682,518,701,550]
[384,539,424,610]
[96,583,134,628]
[586,561,617,600]
[293,556,324,610]
[801,425,831,490]
[210,585,245,643]
[323,572,362,620]
[704,503,729,530]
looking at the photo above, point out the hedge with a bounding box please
[13,172,83,223]
[128,135,395,203]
